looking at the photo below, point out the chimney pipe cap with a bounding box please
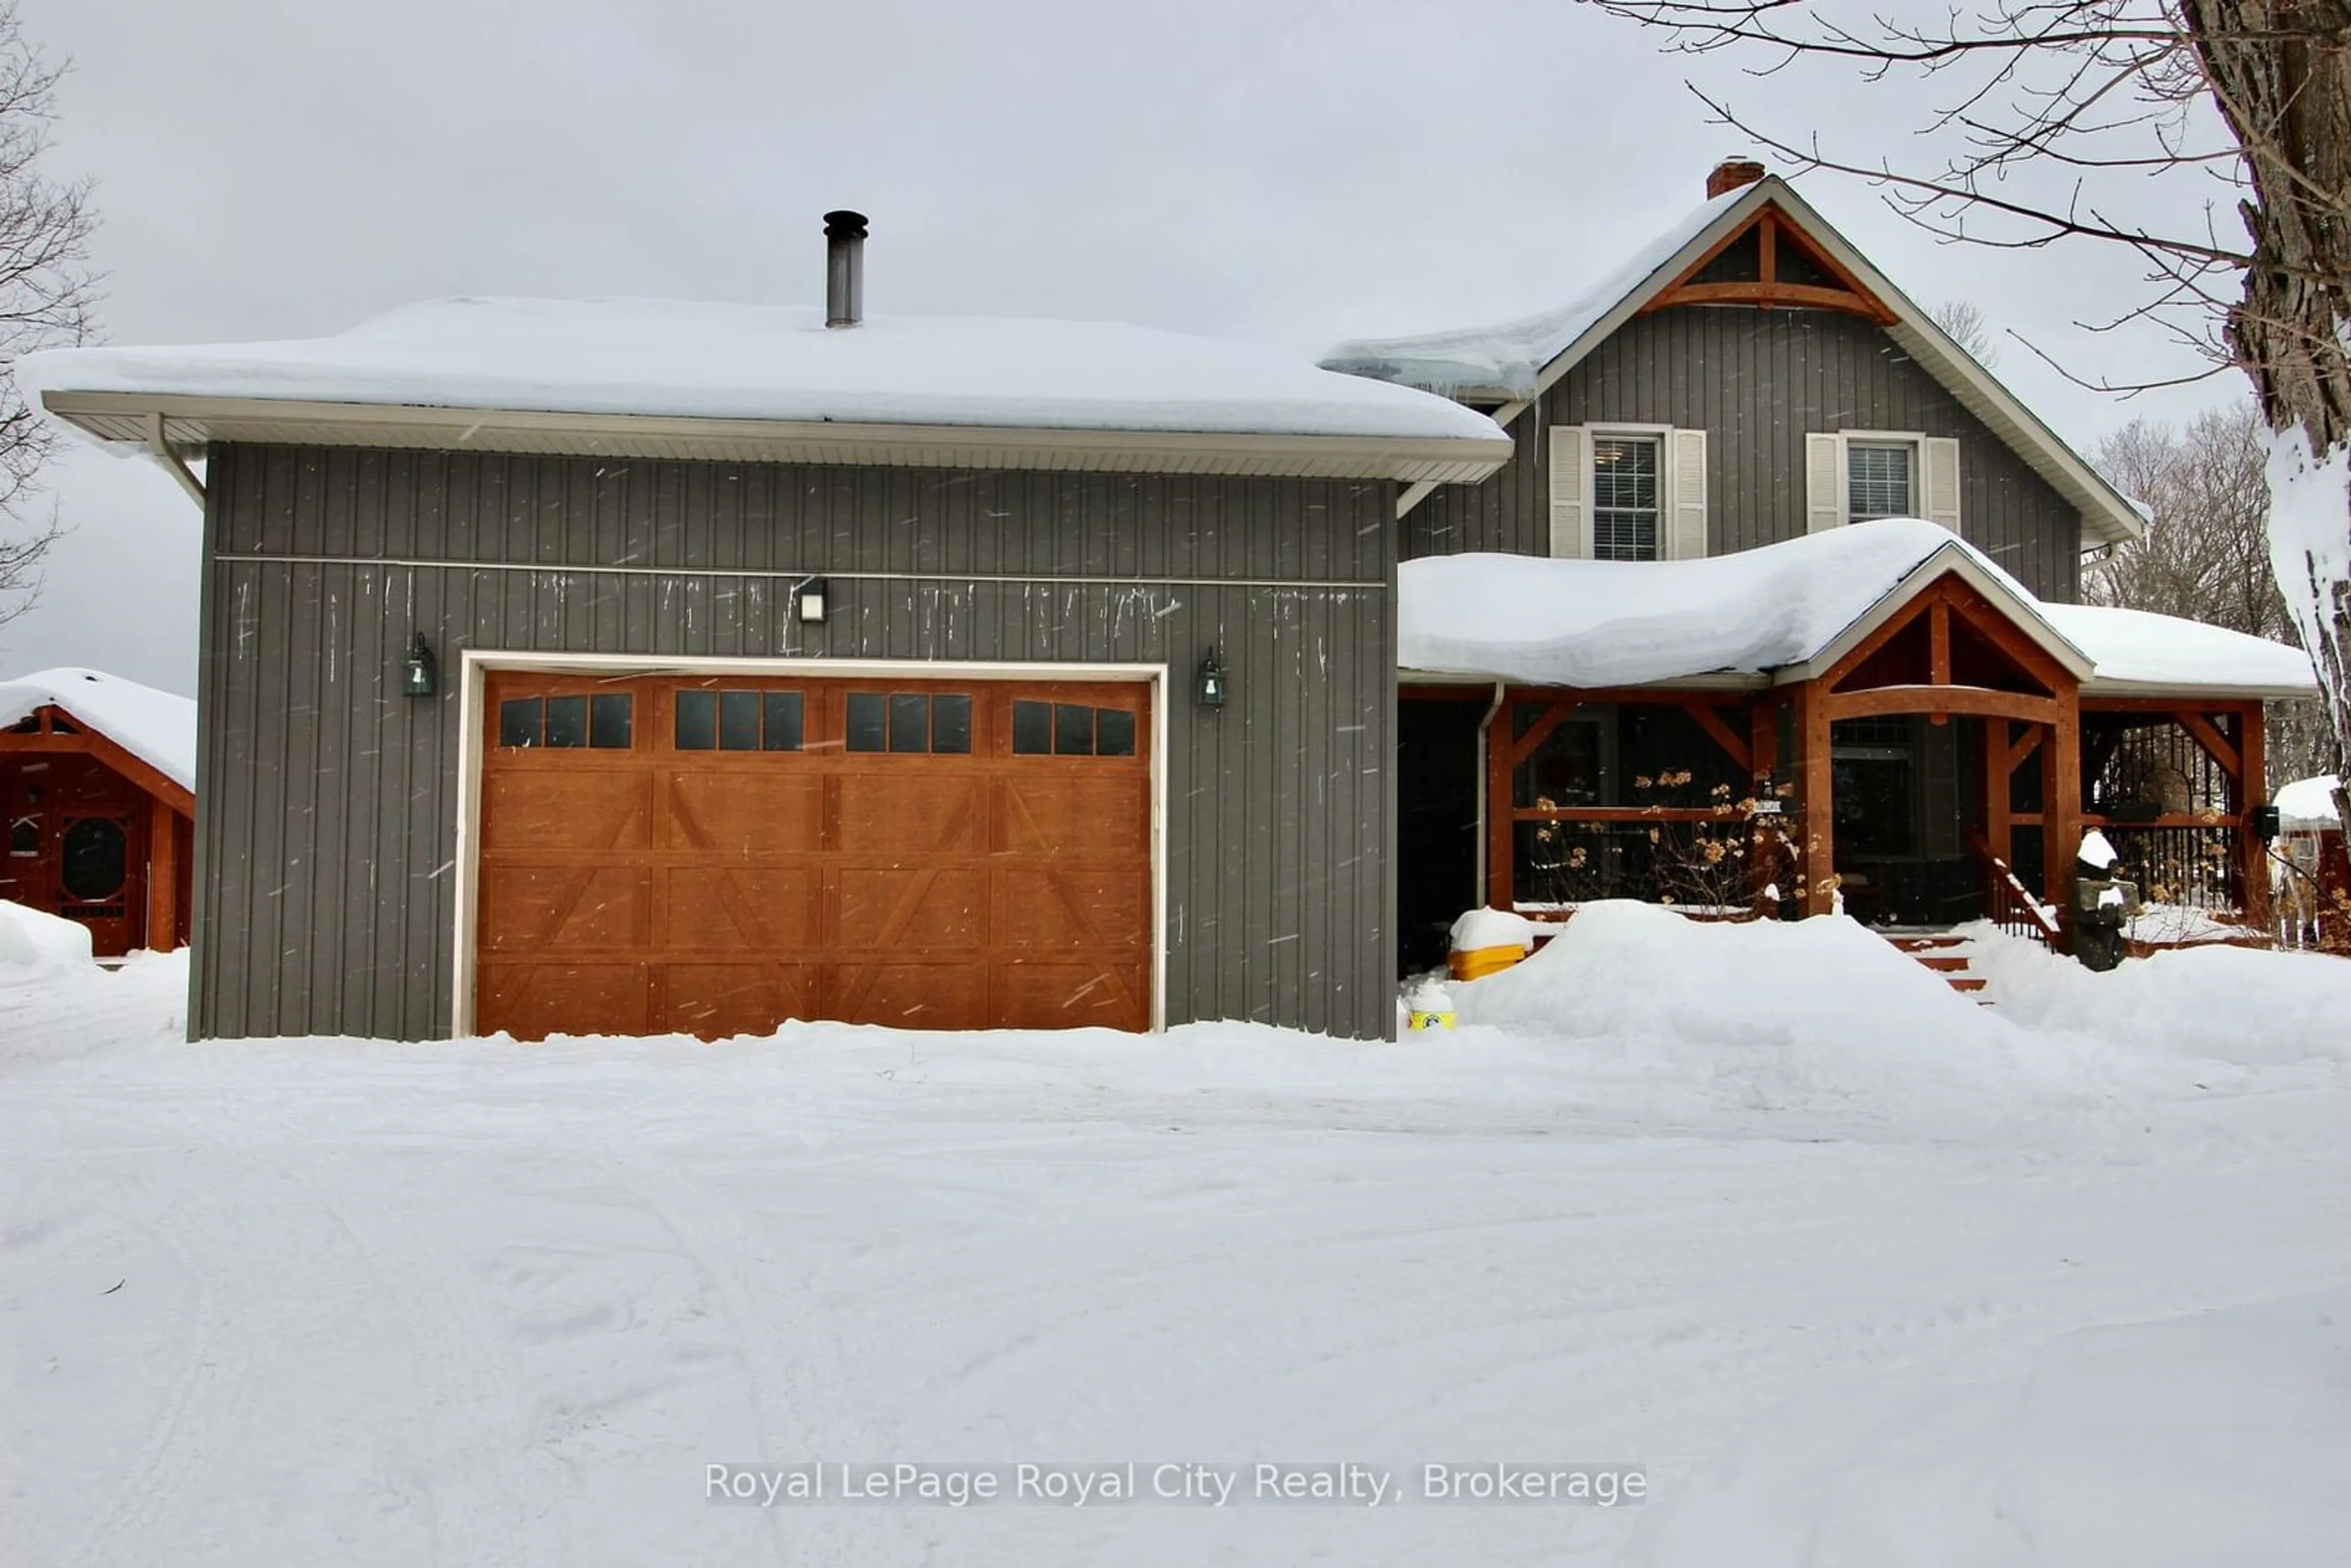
[1706,159,1768,199]
[823,209,869,240]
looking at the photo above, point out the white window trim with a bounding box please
[1584,422,1676,561]
[1837,429,1925,523]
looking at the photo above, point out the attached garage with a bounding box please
[467,665,1157,1039]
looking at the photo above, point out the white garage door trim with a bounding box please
[451,650,1170,1040]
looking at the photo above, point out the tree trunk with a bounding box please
[2183,1,2351,818]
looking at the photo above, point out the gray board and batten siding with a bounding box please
[192,443,1399,1043]
[1403,306,2087,603]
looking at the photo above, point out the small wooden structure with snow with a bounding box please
[0,669,197,957]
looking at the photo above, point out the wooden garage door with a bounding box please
[474,671,1152,1040]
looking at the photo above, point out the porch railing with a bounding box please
[1967,828,2063,948]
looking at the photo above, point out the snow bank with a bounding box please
[1435,904,2132,1133]
[1319,191,1742,394]
[0,898,92,974]
[2277,773,2342,828]
[1396,520,2317,695]
[1449,907,1539,951]
[1964,925,2351,1066]
[0,666,197,793]
[1621,1286,2351,1568]
[18,296,1507,445]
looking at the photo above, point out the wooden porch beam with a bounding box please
[1504,699,1581,770]
[2005,725,2044,775]
[1823,685,2061,725]
[1929,601,1952,686]
[2175,710,2243,781]
[1680,699,1753,775]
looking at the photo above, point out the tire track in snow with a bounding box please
[591,1142,879,1568]
[50,1153,269,1568]
[294,1147,546,1568]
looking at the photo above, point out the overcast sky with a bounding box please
[3,0,2245,694]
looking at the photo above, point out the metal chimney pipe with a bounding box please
[823,209,868,328]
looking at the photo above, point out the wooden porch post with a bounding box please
[1486,696,1514,912]
[1982,716,2012,865]
[2238,702,2272,936]
[2044,702,2082,936]
[146,795,179,954]
[1796,679,1835,916]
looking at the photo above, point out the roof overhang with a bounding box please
[1775,542,2098,685]
[41,389,1517,486]
[2081,676,2322,702]
[1418,180,2148,547]
[1398,667,1766,691]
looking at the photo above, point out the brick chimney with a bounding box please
[1706,158,1767,199]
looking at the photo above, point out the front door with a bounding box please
[1831,716,1985,927]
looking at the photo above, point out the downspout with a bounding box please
[1471,677,1506,909]
[145,411,206,508]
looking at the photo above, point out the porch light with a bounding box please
[1196,650,1228,710]
[401,632,437,698]
[795,577,829,625]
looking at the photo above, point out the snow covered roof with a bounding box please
[0,667,197,795]
[1320,191,1742,396]
[21,298,1513,485]
[1320,177,2147,547]
[2038,602,2318,696]
[1398,519,2322,700]
[2277,775,2342,829]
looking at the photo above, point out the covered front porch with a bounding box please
[1395,523,2317,972]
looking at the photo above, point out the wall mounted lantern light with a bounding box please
[1196,649,1228,710]
[795,577,830,625]
[401,632,438,698]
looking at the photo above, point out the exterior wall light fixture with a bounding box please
[1196,649,1228,710]
[402,632,438,698]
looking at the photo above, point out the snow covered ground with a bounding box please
[6,901,2350,1566]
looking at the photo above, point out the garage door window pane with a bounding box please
[888,694,929,753]
[544,696,589,748]
[931,695,972,754]
[498,699,541,748]
[762,692,803,751]
[675,690,718,751]
[590,693,632,749]
[719,690,760,751]
[1096,708,1136,757]
[1012,700,1051,755]
[1055,703,1095,756]
[846,693,885,752]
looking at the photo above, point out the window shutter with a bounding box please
[1548,424,1589,558]
[1805,433,1843,533]
[1668,427,1708,560]
[1923,437,1962,531]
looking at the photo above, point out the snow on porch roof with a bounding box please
[1397,519,2322,700]
[0,667,198,795]
[18,297,1512,481]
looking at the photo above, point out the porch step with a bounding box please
[1883,932,1993,1003]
